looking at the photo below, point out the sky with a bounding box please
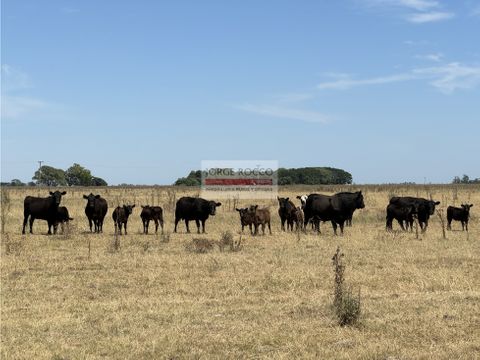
[1,0,480,185]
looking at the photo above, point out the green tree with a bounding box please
[10,179,26,186]
[33,165,67,186]
[65,163,92,186]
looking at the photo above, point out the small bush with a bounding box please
[218,231,242,252]
[161,232,171,243]
[186,238,215,253]
[332,247,361,326]
[4,234,24,256]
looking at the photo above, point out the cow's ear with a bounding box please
[95,195,100,199]
[357,191,362,196]
[216,202,222,207]
[296,196,301,199]
[69,217,74,221]
[141,205,145,208]
[61,191,67,195]
[435,201,440,205]
[132,205,136,208]
[286,197,289,201]
[235,208,240,212]
[277,196,280,200]
[83,195,88,199]
[470,204,474,207]
[50,191,54,195]
[254,205,258,210]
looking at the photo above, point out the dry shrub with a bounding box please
[185,238,215,253]
[332,247,361,326]
[161,232,171,243]
[218,231,242,252]
[4,234,24,256]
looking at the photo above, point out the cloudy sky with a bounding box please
[2,0,479,184]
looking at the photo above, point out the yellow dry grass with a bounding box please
[1,185,479,359]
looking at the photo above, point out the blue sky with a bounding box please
[1,0,479,185]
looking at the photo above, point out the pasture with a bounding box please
[1,185,479,359]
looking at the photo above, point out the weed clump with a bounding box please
[186,238,215,253]
[218,231,242,252]
[332,247,361,326]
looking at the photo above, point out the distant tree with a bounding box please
[452,174,480,184]
[33,165,67,186]
[10,179,26,186]
[462,174,470,184]
[27,181,36,186]
[91,176,108,186]
[65,163,93,186]
[174,170,202,186]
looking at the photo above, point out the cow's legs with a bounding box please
[124,221,128,235]
[281,218,286,231]
[154,219,159,234]
[22,213,29,234]
[160,220,164,234]
[88,218,93,232]
[29,217,35,234]
[185,220,190,233]
[447,220,452,230]
[201,220,206,233]
[174,217,180,233]
[331,221,337,235]
[268,222,272,235]
[465,221,468,231]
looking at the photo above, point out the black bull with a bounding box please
[303,191,365,235]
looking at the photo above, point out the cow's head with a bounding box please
[355,191,365,209]
[50,191,66,205]
[426,200,440,215]
[83,193,100,208]
[123,204,135,215]
[296,195,308,209]
[236,207,250,220]
[278,197,291,210]
[461,204,473,215]
[209,201,221,215]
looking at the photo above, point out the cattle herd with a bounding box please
[20,191,474,236]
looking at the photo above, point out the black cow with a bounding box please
[140,205,164,234]
[236,207,255,234]
[303,191,365,235]
[112,204,135,235]
[174,197,221,233]
[335,192,363,226]
[447,204,473,231]
[54,206,74,234]
[83,193,108,233]
[386,202,418,231]
[22,191,67,235]
[278,197,297,231]
[389,197,440,232]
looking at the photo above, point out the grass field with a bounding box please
[1,185,479,359]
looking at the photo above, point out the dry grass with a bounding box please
[1,185,479,359]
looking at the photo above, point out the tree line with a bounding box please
[1,163,107,187]
[174,167,353,186]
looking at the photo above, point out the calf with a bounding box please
[83,193,108,233]
[389,197,440,232]
[386,203,417,231]
[112,204,135,235]
[22,191,67,235]
[236,207,255,234]
[278,197,297,231]
[248,205,272,235]
[54,206,74,234]
[292,206,304,231]
[140,205,164,234]
[447,204,473,231]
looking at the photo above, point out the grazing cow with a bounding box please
[278,197,297,231]
[447,204,473,231]
[247,205,272,235]
[236,207,255,234]
[303,191,365,235]
[112,204,135,235]
[386,202,418,231]
[389,197,440,232]
[140,205,164,234]
[54,206,74,234]
[174,197,221,233]
[83,193,108,233]
[22,191,67,235]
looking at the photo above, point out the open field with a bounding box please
[1,185,479,359]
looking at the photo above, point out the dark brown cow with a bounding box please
[236,207,255,234]
[112,204,135,235]
[447,204,473,231]
[140,205,164,234]
[248,205,272,235]
[278,197,297,231]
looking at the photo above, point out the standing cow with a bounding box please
[278,197,297,231]
[112,204,135,235]
[236,207,255,234]
[386,202,418,231]
[54,206,74,234]
[174,197,221,233]
[247,205,272,235]
[83,193,108,233]
[140,205,164,234]
[303,191,365,235]
[447,204,473,231]
[22,191,67,235]
[389,197,440,232]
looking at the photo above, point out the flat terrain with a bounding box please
[1,185,479,359]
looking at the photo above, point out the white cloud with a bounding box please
[317,63,480,94]
[368,0,439,11]
[317,73,414,90]
[236,104,329,124]
[415,53,443,62]
[414,62,480,93]
[1,64,31,91]
[1,95,49,119]
[406,11,454,23]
